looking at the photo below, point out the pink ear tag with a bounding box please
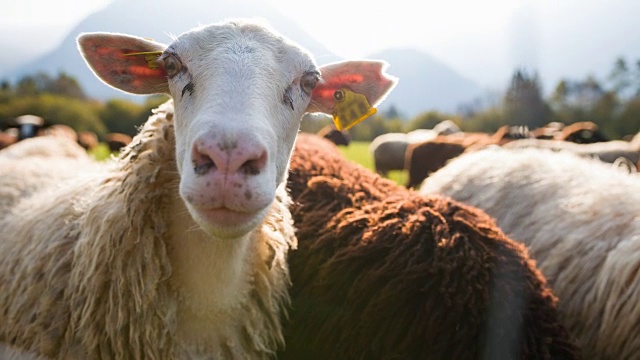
[331,88,377,131]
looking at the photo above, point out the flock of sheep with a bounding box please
[0,17,638,360]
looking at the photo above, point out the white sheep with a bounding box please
[0,18,396,359]
[420,146,640,359]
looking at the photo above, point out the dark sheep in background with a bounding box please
[316,124,351,146]
[105,132,133,152]
[280,133,581,360]
[77,131,99,151]
[553,121,608,143]
[14,115,44,141]
[404,125,531,188]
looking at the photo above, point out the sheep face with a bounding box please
[163,23,320,238]
[77,19,397,239]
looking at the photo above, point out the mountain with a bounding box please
[368,48,484,117]
[0,0,490,118]
[0,0,341,102]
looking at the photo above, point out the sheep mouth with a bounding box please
[197,206,256,226]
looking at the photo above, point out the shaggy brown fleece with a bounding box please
[281,134,581,360]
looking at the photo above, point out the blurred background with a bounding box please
[1,0,639,162]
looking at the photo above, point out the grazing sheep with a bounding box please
[0,135,89,160]
[77,131,99,150]
[503,138,640,170]
[0,19,396,359]
[280,134,581,360]
[404,125,531,188]
[531,121,565,139]
[420,147,640,359]
[369,122,458,176]
[40,124,79,143]
[553,121,608,143]
[0,137,97,219]
[105,132,133,152]
[14,115,45,141]
[0,129,18,150]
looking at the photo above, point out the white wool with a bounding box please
[420,146,640,359]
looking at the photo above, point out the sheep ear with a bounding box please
[307,60,397,114]
[77,33,169,95]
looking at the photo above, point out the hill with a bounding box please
[0,0,487,117]
[368,48,483,117]
[1,0,341,103]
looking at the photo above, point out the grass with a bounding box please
[338,141,407,186]
[88,143,117,161]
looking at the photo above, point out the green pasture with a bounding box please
[337,141,407,186]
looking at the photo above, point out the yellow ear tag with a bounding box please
[122,51,163,69]
[332,88,377,131]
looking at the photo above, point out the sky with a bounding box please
[0,0,530,87]
[0,0,518,58]
[1,0,638,93]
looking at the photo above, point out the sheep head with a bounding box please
[77,19,397,239]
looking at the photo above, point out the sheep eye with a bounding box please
[300,72,319,94]
[163,55,182,77]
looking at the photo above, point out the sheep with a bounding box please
[0,136,95,219]
[279,133,581,359]
[0,19,397,359]
[368,121,458,177]
[502,138,640,170]
[420,146,640,359]
[40,124,79,143]
[0,135,89,160]
[531,121,565,139]
[0,129,18,150]
[77,130,99,151]
[404,125,531,188]
[14,115,44,141]
[105,132,133,152]
[553,121,608,143]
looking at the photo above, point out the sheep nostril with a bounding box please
[240,151,267,176]
[193,158,215,175]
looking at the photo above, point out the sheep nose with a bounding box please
[191,138,268,176]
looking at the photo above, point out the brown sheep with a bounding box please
[77,131,99,150]
[105,132,133,152]
[404,125,531,188]
[553,121,608,143]
[280,133,581,360]
[0,130,17,150]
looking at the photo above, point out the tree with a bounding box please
[0,94,106,136]
[99,99,146,136]
[503,69,550,129]
[45,72,87,100]
[405,110,455,132]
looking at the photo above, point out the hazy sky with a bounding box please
[1,0,638,92]
[0,0,518,58]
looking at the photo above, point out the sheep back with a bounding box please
[282,134,580,360]
[0,102,179,358]
[420,147,640,359]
